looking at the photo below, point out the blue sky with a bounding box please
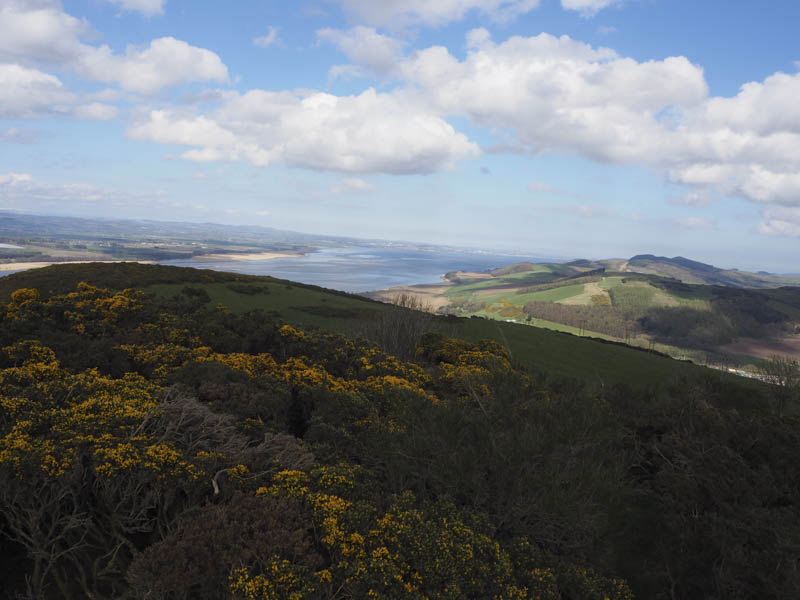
[1,0,799,271]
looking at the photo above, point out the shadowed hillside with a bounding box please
[0,263,797,600]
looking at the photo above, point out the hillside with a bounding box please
[0,262,798,600]
[369,258,800,369]
[623,254,800,288]
[0,262,739,387]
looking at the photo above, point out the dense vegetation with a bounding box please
[1,264,798,599]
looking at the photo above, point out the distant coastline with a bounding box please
[190,251,304,262]
[0,259,154,272]
[0,250,303,274]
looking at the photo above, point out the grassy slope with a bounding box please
[145,281,385,333]
[447,317,719,386]
[0,262,729,387]
[440,266,800,369]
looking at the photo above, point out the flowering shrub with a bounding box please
[0,280,648,599]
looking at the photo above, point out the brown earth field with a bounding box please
[365,283,452,311]
[475,285,526,296]
[721,336,800,360]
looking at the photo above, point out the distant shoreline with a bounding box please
[0,250,304,273]
[190,251,304,262]
[0,259,155,272]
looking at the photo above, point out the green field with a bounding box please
[144,281,386,333]
[436,262,800,371]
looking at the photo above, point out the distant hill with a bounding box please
[376,256,800,366]
[621,254,800,288]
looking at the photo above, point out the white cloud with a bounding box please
[77,37,229,95]
[0,62,73,118]
[596,25,616,35]
[401,32,707,164]
[0,63,121,120]
[0,1,228,94]
[561,0,624,18]
[317,26,405,78]
[105,0,165,17]
[0,0,90,66]
[253,26,280,48]
[127,88,478,174]
[333,0,540,28]
[395,30,800,220]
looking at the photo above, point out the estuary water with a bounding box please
[163,245,539,293]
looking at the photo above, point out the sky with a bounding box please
[1,0,799,271]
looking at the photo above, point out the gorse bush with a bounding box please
[0,271,797,599]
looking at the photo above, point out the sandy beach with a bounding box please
[0,251,302,273]
[0,260,154,272]
[192,251,304,262]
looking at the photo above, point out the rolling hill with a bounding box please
[0,262,751,387]
[368,257,800,368]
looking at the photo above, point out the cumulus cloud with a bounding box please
[401,32,707,163]
[561,0,624,18]
[333,0,540,28]
[126,88,478,174]
[390,30,800,220]
[0,1,228,94]
[317,26,405,78]
[0,62,73,117]
[105,0,165,17]
[0,63,121,120]
[253,27,280,48]
[76,37,229,95]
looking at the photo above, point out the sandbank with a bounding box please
[0,260,154,272]
[193,251,303,262]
